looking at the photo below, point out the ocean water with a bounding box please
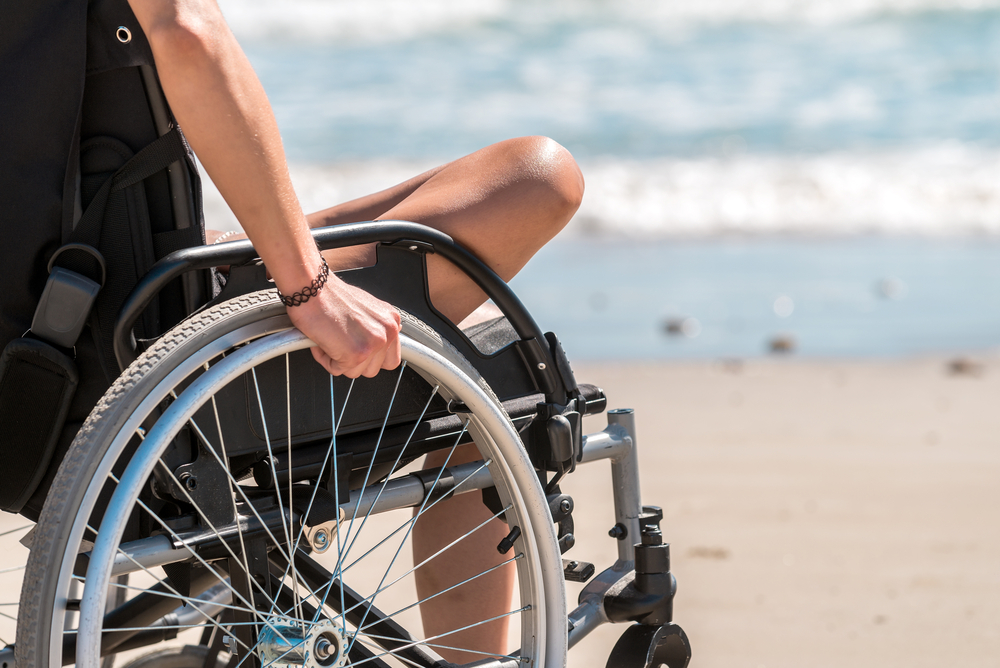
[508,237,1000,360]
[203,0,1000,358]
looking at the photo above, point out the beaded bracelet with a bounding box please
[277,255,330,307]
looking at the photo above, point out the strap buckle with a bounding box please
[31,244,106,348]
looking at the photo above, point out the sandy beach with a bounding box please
[2,355,998,666]
[564,356,1000,668]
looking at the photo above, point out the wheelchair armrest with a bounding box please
[113,221,572,404]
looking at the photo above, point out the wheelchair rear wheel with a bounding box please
[18,291,566,668]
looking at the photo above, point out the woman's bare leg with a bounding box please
[309,137,582,663]
[307,135,584,323]
[411,443,514,664]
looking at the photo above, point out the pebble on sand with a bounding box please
[768,334,797,354]
[947,358,984,377]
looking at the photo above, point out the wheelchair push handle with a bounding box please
[113,220,566,397]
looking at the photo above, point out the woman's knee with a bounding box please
[504,136,585,219]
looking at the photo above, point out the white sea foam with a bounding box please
[573,145,1000,237]
[218,0,507,43]
[612,0,1000,26]
[219,0,1000,43]
[200,144,1000,237]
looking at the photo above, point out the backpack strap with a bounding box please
[33,127,188,359]
[56,126,188,280]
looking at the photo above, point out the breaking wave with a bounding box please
[219,0,1000,43]
[200,145,1000,237]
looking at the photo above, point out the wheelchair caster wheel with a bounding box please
[605,622,692,668]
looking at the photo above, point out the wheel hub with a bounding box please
[257,618,348,668]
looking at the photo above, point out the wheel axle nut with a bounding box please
[315,638,333,660]
[314,528,329,550]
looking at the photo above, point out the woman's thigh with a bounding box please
[308,136,584,323]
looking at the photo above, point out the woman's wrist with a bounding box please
[276,254,330,307]
[262,225,328,298]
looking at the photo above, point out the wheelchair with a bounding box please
[3,221,691,668]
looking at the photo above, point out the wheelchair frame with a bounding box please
[4,222,691,668]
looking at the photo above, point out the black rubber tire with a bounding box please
[19,291,286,668]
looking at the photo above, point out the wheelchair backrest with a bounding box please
[0,0,211,514]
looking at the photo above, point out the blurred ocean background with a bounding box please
[208,0,1000,360]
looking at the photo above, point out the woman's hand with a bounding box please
[285,274,402,378]
[205,230,399,376]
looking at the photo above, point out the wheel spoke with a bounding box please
[180,413,304,571]
[95,531,258,655]
[284,353,304,630]
[250,367,295,605]
[334,377,439,590]
[86,576,260,620]
[98,482,297,646]
[281,380,441,621]
[0,524,32,538]
[310,366,412,623]
[337,363,408,575]
[360,633,522,663]
[271,373,362,628]
[273,551,443,668]
[350,637,430,668]
[71,619,266,634]
[332,375,349,632]
[344,421,466,657]
[152,460,292,618]
[349,607,530,668]
[166,385,302,583]
[205,364,256,620]
[340,457,493,577]
[308,428,469,629]
[360,553,522,633]
[344,501,511,621]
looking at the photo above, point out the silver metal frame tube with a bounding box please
[101,460,496,578]
[607,408,642,564]
[566,600,604,648]
[340,460,495,518]
[562,408,647,649]
[171,582,233,627]
[579,425,631,464]
[109,535,194,577]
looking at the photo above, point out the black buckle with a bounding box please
[30,244,106,348]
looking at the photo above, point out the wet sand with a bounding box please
[3,356,998,666]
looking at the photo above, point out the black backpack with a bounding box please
[0,0,212,516]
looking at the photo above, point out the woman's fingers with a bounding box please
[290,278,402,378]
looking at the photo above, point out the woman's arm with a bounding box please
[127,0,400,377]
